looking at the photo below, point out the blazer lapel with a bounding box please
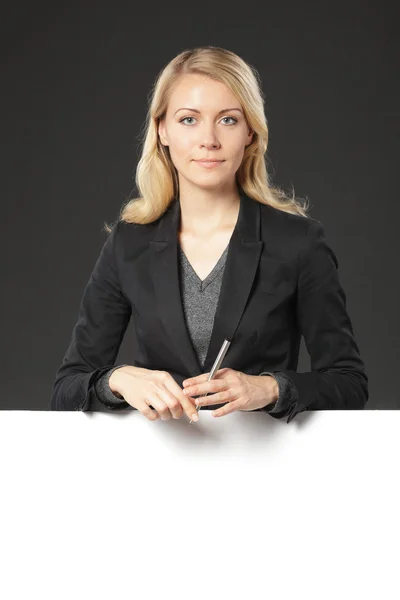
[149,190,263,378]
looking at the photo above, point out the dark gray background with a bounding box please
[1,1,398,410]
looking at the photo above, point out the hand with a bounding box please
[111,366,199,422]
[182,368,279,418]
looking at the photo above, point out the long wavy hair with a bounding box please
[103,45,311,233]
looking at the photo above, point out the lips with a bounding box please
[194,159,224,169]
[194,159,224,163]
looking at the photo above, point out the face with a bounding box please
[158,74,253,191]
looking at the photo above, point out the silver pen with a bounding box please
[188,338,231,426]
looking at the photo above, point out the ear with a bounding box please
[158,119,169,147]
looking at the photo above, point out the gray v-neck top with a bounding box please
[94,241,298,416]
[179,243,229,368]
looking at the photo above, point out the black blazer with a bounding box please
[50,190,369,422]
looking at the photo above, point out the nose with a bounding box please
[198,125,221,150]
[200,138,221,150]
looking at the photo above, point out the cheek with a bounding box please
[225,134,246,162]
[168,136,193,162]
[229,149,245,171]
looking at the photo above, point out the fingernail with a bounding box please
[191,413,199,421]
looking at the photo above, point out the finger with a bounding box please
[212,398,241,418]
[141,397,162,421]
[182,373,210,387]
[164,379,199,422]
[194,388,230,407]
[182,368,228,387]
[145,393,174,421]
[183,378,226,399]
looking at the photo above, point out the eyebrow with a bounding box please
[173,107,243,116]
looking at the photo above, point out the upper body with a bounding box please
[50,190,369,421]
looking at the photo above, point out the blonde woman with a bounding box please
[51,46,368,423]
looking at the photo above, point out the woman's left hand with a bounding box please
[182,368,279,418]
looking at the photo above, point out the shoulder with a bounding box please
[258,202,321,260]
[112,217,158,246]
[259,201,318,233]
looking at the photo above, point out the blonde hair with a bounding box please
[104,45,311,233]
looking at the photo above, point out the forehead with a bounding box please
[167,74,241,112]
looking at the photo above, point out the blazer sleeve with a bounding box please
[94,364,130,409]
[262,219,369,424]
[50,222,132,411]
[258,371,299,416]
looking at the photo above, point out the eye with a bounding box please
[180,116,196,125]
[179,116,238,126]
[221,117,238,125]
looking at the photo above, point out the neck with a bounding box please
[178,181,241,237]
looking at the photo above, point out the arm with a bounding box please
[261,220,368,423]
[50,222,132,411]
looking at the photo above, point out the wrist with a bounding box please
[260,375,279,407]
[109,367,128,396]
[272,378,279,403]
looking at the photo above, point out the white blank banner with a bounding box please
[0,410,398,600]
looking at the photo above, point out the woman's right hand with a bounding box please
[109,366,199,422]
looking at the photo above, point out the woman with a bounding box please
[50,46,368,423]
